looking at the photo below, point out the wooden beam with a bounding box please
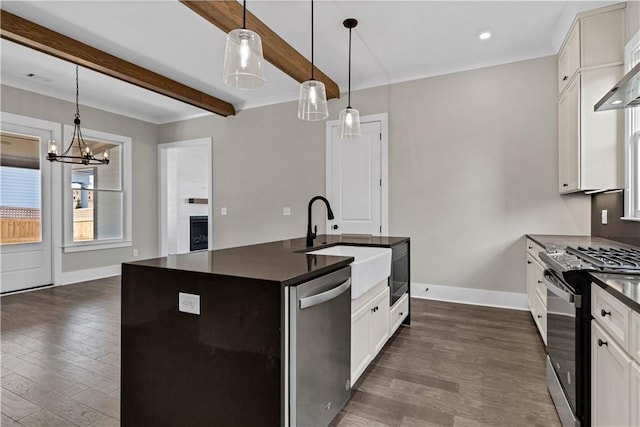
[0,9,236,117]
[181,0,340,100]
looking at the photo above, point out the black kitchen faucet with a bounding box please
[306,196,335,247]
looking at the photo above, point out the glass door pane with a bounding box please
[0,131,41,244]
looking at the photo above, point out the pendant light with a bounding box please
[222,0,266,90]
[297,0,328,121]
[338,18,361,139]
[47,65,109,165]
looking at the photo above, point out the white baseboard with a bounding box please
[58,264,121,286]
[411,282,528,311]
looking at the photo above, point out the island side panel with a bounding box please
[121,264,282,427]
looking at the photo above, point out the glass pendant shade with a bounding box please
[338,107,361,138]
[223,28,266,90]
[297,80,329,121]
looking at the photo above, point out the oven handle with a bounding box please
[543,271,581,308]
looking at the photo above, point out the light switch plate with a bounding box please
[178,293,200,315]
[283,207,291,216]
[221,207,227,216]
[601,209,608,225]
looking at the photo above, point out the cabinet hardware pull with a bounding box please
[562,75,568,81]
[600,309,611,317]
[563,183,568,187]
[399,312,403,316]
[537,280,543,284]
[537,315,542,319]
[527,261,532,264]
[528,246,533,250]
[597,339,608,347]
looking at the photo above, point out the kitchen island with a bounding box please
[121,235,409,427]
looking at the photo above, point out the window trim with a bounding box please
[623,31,640,221]
[62,126,132,252]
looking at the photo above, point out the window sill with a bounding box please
[621,217,640,223]
[63,240,132,253]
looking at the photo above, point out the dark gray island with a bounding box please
[121,234,409,427]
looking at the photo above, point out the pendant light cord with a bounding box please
[310,0,315,80]
[347,26,352,108]
[242,0,247,29]
[75,65,80,120]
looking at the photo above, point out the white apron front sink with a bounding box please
[307,245,391,299]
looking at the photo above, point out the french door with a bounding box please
[0,114,56,293]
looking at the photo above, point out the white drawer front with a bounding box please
[389,293,409,335]
[526,238,545,266]
[592,284,631,352]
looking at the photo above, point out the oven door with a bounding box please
[544,270,581,427]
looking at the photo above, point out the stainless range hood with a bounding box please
[594,61,640,111]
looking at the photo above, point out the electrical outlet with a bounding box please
[221,207,227,216]
[178,293,200,315]
[283,207,291,216]
[601,209,608,225]
[133,248,139,257]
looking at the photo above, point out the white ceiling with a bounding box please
[0,0,620,124]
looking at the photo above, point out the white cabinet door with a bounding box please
[370,288,390,357]
[559,75,580,193]
[632,361,640,427]
[592,322,631,427]
[632,312,640,364]
[558,24,580,94]
[526,253,536,312]
[351,302,372,384]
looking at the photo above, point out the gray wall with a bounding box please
[159,100,327,249]
[160,55,591,294]
[628,0,640,42]
[1,84,158,273]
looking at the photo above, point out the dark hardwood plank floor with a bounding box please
[1,277,560,426]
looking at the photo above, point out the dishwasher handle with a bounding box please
[543,271,581,308]
[299,279,351,309]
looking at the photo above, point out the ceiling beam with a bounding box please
[181,0,340,100]
[0,9,236,117]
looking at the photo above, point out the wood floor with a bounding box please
[1,277,560,427]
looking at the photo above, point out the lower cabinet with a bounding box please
[526,240,547,345]
[592,321,631,427]
[351,285,389,385]
[633,361,640,427]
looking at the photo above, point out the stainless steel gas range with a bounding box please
[539,245,640,427]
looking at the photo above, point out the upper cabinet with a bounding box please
[557,4,626,194]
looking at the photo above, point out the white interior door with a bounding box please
[327,120,384,235]
[1,118,54,293]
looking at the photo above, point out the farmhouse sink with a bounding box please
[307,246,391,299]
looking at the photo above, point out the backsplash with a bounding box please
[591,192,640,247]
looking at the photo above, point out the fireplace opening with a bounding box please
[189,216,208,251]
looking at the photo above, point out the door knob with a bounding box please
[333,224,339,230]
[600,309,611,317]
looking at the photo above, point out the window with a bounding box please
[63,128,131,251]
[624,32,640,221]
[0,132,41,244]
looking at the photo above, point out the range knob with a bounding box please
[566,257,582,269]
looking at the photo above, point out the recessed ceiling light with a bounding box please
[611,100,623,105]
[479,31,491,41]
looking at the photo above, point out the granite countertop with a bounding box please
[591,273,640,313]
[527,234,639,250]
[124,234,409,286]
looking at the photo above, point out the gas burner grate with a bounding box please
[567,246,640,271]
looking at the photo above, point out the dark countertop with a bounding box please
[124,234,409,286]
[527,234,639,250]
[591,273,640,313]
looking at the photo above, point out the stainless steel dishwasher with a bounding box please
[287,266,351,426]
